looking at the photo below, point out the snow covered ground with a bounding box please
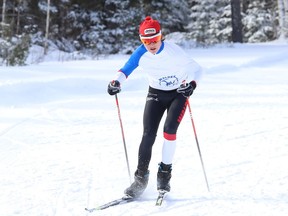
[0,41,288,216]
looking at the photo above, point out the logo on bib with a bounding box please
[159,75,178,87]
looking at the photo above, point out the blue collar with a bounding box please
[156,41,164,54]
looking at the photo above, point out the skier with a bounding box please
[107,16,202,198]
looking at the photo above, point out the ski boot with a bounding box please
[124,169,149,198]
[157,162,172,192]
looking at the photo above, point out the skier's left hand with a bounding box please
[177,81,197,98]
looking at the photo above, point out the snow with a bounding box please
[0,41,288,216]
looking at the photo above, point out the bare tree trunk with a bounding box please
[1,0,7,37]
[44,0,51,55]
[231,0,243,43]
[278,0,287,38]
[16,0,22,35]
[1,0,6,24]
[284,0,288,37]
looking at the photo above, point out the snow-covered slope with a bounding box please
[0,42,287,216]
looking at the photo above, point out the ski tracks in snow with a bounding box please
[0,99,113,216]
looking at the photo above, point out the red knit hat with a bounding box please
[139,16,161,36]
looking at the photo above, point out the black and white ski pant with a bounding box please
[137,86,188,171]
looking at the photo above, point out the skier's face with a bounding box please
[143,40,162,55]
[140,32,162,54]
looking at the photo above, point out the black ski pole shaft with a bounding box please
[115,94,132,184]
[187,99,210,192]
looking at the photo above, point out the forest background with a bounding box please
[1,0,288,66]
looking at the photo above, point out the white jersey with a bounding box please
[114,41,202,91]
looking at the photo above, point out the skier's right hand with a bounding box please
[107,80,121,95]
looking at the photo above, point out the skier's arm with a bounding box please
[113,45,147,84]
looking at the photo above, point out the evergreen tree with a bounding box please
[212,1,232,43]
[187,0,230,46]
[101,0,143,54]
[141,0,190,35]
[242,0,277,42]
[277,0,288,38]
[187,0,215,46]
[1,0,287,65]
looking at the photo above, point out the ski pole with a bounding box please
[115,94,132,184]
[186,99,210,192]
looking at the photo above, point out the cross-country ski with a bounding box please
[85,195,134,212]
[155,190,168,206]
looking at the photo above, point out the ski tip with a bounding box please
[85,207,99,213]
[155,190,168,206]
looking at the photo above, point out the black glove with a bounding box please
[177,81,197,98]
[107,80,121,95]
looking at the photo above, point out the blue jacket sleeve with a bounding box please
[119,45,147,77]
